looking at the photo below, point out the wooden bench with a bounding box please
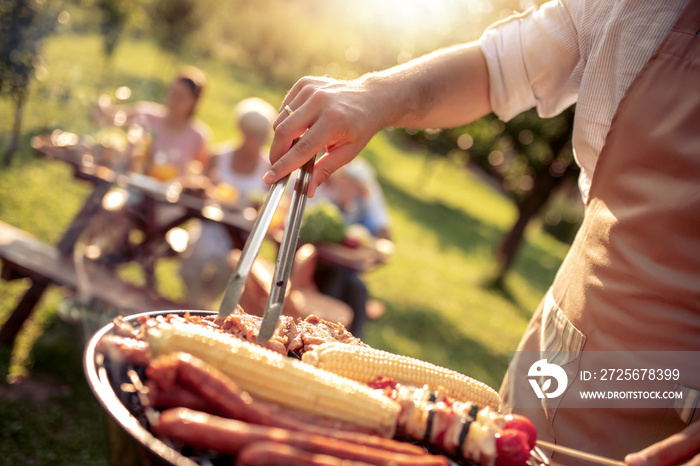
[0,221,185,345]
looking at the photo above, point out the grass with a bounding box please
[0,32,569,465]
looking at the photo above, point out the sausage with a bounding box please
[143,380,212,413]
[237,442,374,466]
[154,408,450,466]
[96,334,151,366]
[146,352,424,453]
[323,429,428,456]
[146,352,266,420]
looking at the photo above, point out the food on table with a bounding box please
[96,307,537,466]
[300,201,346,244]
[148,162,179,182]
[126,124,151,173]
[214,182,239,202]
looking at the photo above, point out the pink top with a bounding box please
[135,102,210,175]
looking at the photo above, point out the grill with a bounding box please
[84,310,212,466]
[84,309,549,466]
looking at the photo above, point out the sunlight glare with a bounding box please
[341,0,500,62]
[115,86,132,100]
[355,0,456,34]
[102,187,128,211]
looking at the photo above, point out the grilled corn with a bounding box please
[302,343,501,411]
[146,321,401,436]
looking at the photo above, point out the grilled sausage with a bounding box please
[146,352,425,454]
[154,408,449,466]
[237,442,374,466]
[143,380,212,413]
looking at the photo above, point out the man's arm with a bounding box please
[265,42,490,196]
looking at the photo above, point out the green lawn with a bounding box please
[0,32,569,465]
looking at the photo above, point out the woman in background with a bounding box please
[93,66,210,178]
[87,67,211,267]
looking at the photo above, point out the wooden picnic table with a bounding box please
[0,131,392,344]
[31,133,256,283]
[0,133,257,345]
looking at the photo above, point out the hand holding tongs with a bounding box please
[218,139,319,342]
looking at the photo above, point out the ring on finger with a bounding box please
[284,105,293,116]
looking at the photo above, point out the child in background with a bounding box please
[312,158,392,338]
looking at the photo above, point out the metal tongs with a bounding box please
[218,140,318,343]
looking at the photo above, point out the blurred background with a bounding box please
[0,0,582,464]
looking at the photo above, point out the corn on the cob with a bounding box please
[145,321,400,437]
[302,343,501,411]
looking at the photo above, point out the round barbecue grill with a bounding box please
[84,309,549,466]
[84,309,214,466]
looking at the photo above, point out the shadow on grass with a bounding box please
[376,165,565,302]
[380,174,497,256]
[367,302,508,390]
[508,239,563,291]
[479,274,537,321]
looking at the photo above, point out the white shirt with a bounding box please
[479,0,686,202]
[215,145,270,204]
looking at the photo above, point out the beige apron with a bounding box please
[500,0,700,462]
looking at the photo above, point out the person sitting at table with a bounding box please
[311,158,392,338]
[92,66,211,178]
[86,67,212,268]
[179,97,278,309]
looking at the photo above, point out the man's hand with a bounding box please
[625,422,700,466]
[264,42,491,197]
[266,76,385,197]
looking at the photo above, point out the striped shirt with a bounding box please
[479,0,687,202]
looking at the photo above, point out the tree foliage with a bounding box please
[0,0,45,103]
[147,0,205,57]
[0,0,58,165]
[96,0,131,59]
[397,106,581,282]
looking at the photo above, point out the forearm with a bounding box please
[266,42,491,190]
[362,42,491,130]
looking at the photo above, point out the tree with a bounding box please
[0,0,57,166]
[397,106,580,284]
[97,0,131,61]
[148,0,204,57]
